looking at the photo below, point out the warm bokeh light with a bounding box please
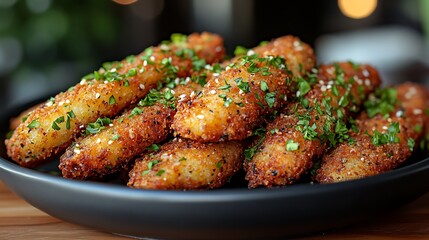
[338,0,377,19]
[112,0,137,5]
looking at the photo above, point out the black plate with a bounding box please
[1,98,429,240]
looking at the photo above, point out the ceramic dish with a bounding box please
[1,98,429,240]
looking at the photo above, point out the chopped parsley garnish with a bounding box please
[146,144,161,152]
[109,95,116,105]
[408,138,415,151]
[264,91,276,108]
[234,46,248,56]
[179,157,187,162]
[218,80,232,92]
[111,134,120,141]
[260,81,269,92]
[156,169,165,176]
[244,136,265,160]
[219,94,233,107]
[235,77,250,93]
[52,116,64,130]
[129,107,143,118]
[364,88,397,118]
[371,122,400,146]
[27,119,40,129]
[142,160,161,176]
[286,140,299,151]
[297,77,311,97]
[85,117,111,135]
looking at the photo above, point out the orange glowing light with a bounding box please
[338,0,377,19]
[112,0,138,5]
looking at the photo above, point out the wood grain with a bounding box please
[1,180,429,239]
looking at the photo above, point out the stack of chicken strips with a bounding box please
[6,32,429,190]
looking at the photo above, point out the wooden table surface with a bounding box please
[1,181,429,240]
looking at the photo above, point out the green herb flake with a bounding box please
[286,140,299,151]
[179,157,187,162]
[234,77,250,93]
[264,92,276,108]
[260,81,269,92]
[111,134,120,141]
[414,124,423,133]
[234,46,248,56]
[27,119,40,129]
[298,78,311,96]
[129,107,143,118]
[216,161,223,169]
[408,138,415,151]
[85,117,111,135]
[142,160,161,176]
[218,80,232,92]
[126,55,136,64]
[146,144,161,152]
[156,169,165,176]
[109,95,116,105]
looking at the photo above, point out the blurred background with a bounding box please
[1,0,429,110]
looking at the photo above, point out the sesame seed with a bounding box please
[95,93,101,99]
[396,110,404,117]
[364,79,371,86]
[110,68,117,72]
[96,138,101,144]
[108,140,113,145]
[74,149,81,154]
[185,77,191,83]
[413,109,422,115]
[65,99,70,104]
[58,101,65,106]
[139,84,145,90]
[321,85,327,92]
[80,79,87,85]
[247,50,255,56]
[109,123,113,127]
[209,90,216,95]
[215,46,222,52]
[196,115,204,119]
[382,126,388,130]
[150,56,155,61]
[46,101,53,107]
[362,69,370,77]
[225,66,231,71]
[213,73,219,77]
[143,60,148,66]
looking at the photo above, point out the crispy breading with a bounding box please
[315,82,429,183]
[128,138,243,190]
[9,103,41,130]
[59,80,205,180]
[244,62,381,188]
[6,32,225,167]
[172,36,316,142]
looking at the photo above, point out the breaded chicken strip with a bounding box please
[6,32,225,167]
[59,80,205,180]
[315,83,429,183]
[244,62,381,188]
[128,138,243,190]
[172,36,316,142]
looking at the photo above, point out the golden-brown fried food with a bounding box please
[59,79,206,180]
[244,62,381,188]
[315,82,429,183]
[128,138,243,190]
[6,32,225,167]
[172,36,316,142]
[9,103,42,130]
